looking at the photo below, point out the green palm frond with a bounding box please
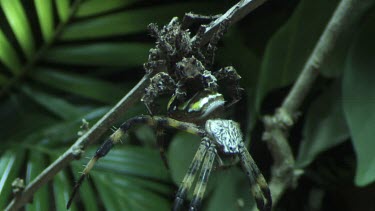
[0,0,225,210]
[5,0,370,210]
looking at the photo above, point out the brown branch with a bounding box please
[5,75,150,211]
[192,0,268,45]
[260,0,373,209]
[4,0,270,210]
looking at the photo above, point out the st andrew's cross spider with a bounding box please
[67,16,271,211]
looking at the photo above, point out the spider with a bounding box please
[67,90,272,211]
[67,119,271,211]
[67,16,271,210]
[141,17,243,167]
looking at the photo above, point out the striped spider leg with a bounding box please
[67,115,206,209]
[173,119,272,211]
[172,137,217,211]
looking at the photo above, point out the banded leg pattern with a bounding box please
[67,115,205,209]
[173,138,210,211]
[189,142,216,211]
[238,143,272,211]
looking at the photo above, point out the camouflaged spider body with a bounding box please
[141,17,242,120]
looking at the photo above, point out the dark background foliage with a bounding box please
[0,0,374,210]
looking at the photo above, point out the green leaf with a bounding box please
[31,69,125,104]
[0,149,26,208]
[93,173,171,210]
[20,85,81,120]
[0,74,8,85]
[25,152,49,211]
[0,0,35,59]
[255,0,339,110]
[53,171,78,211]
[205,168,254,211]
[218,27,261,90]
[90,146,170,182]
[93,175,130,210]
[217,27,261,130]
[95,171,172,196]
[70,164,99,211]
[134,125,157,147]
[342,12,375,186]
[0,29,21,74]
[296,81,350,167]
[42,43,151,67]
[71,146,172,210]
[0,93,57,145]
[35,0,53,41]
[61,2,219,40]
[168,132,201,186]
[56,0,70,22]
[21,107,109,147]
[76,0,137,17]
[77,178,99,211]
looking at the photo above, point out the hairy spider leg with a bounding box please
[173,138,210,211]
[189,142,217,211]
[238,143,272,211]
[67,115,205,209]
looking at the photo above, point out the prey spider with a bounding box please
[67,16,271,211]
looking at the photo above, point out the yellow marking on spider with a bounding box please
[184,166,197,187]
[146,117,154,125]
[251,185,262,197]
[83,157,98,174]
[167,118,180,128]
[110,129,125,144]
[190,100,203,111]
[257,176,268,188]
[195,183,207,199]
[185,126,200,135]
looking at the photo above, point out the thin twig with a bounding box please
[5,75,150,211]
[192,0,268,45]
[5,1,269,210]
[259,0,372,209]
